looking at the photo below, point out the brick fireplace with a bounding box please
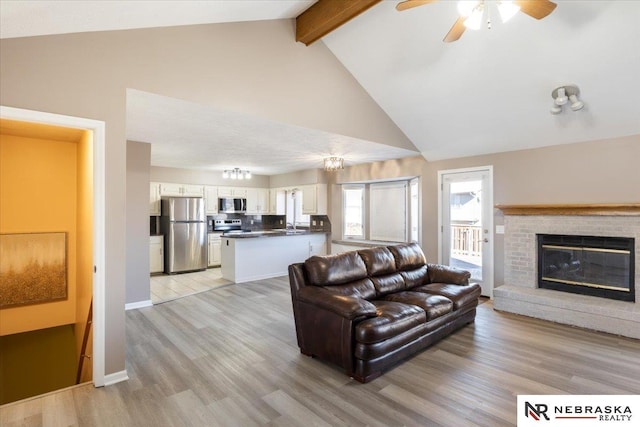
[493,204,640,339]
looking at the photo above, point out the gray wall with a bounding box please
[329,135,640,287]
[126,141,151,304]
[269,168,326,188]
[0,20,408,375]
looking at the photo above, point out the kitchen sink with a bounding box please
[284,229,307,235]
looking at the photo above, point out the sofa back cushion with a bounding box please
[304,251,368,286]
[388,242,427,271]
[371,273,405,296]
[401,265,430,289]
[358,247,397,276]
[323,278,377,300]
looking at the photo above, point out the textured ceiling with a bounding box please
[4,0,639,171]
[0,0,315,39]
[127,90,418,175]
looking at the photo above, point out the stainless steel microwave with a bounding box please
[218,197,246,213]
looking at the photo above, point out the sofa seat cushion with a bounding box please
[355,301,426,344]
[382,292,453,321]
[412,283,481,310]
[355,323,427,360]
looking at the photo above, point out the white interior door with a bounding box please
[439,167,493,297]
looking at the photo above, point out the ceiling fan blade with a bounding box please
[443,17,466,43]
[515,0,557,20]
[396,0,438,12]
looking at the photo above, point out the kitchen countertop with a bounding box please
[222,230,328,239]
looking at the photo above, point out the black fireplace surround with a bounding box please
[537,234,635,302]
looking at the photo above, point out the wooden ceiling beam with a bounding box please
[296,0,382,46]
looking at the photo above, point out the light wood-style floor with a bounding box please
[3,276,640,426]
[150,268,231,304]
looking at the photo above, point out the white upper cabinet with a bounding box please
[150,182,161,216]
[205,186,218,215]
[159,182,204,197]
[269,188,286,215]
[159,182,183,197]
[246,188,269,214]
[301,184,327,215]
[218,187,248,198]
[151,181,324,218]
[182,184,205,197]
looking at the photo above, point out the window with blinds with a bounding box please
[369,182,407,242]
[341,179,419,244]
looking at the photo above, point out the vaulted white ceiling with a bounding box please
[3,0,639,172]
[322,0,640,160]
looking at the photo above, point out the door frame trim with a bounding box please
[437,166,494,298]
[1,105,107,386]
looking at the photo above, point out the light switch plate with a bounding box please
[496,225,505,234]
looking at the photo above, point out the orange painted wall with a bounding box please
[74,130,93,382]
[0,134,78,335]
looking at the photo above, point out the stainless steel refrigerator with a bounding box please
[161,197,207,274]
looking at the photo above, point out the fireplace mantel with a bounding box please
[495,203,640,216]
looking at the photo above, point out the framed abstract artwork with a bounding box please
[0,232,67,308]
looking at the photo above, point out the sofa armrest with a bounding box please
[427,263,471,285]
[297,286,377,320]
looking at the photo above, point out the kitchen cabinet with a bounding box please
[208,233,221,267]
[182,184,205,197]
[246,188,269,214]
[205,186,218,214]
[221,233,327,283]
[159,182,182,197]
[150,182,161,216]
[268,188,286,215]
[150,236,164,274]
[301,184,327,215]
[218,187,247,198]
[159,182,204,197]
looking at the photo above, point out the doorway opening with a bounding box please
[439,167,494,297]
[0,106,106,401]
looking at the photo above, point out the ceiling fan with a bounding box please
[396,0,557,42]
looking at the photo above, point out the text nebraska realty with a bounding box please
[527,402,633,422]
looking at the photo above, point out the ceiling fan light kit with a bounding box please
[396,0,557,42]
[550,85,585,115]
[497,1,521,23]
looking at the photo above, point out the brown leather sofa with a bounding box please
[288,242,481,383]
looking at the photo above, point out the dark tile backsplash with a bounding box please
[310,215,331,232]
[243,215,286,231]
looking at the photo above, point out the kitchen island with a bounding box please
[221,231,328,283]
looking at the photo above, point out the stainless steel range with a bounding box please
[214,219,242,233]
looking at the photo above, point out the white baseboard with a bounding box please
[103,370,129,386]
[125,299,153,310]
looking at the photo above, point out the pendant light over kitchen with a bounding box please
[222,167,251,180]
[323,157,344,172]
